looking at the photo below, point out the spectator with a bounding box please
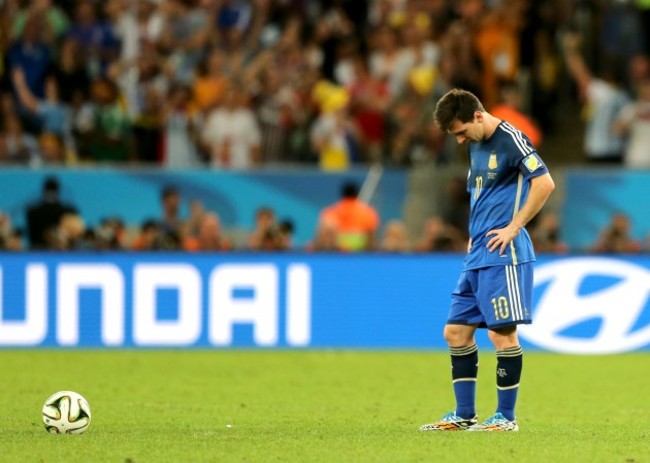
[306,221,340,252]
[159,185,185,248]
[310,81,358,170]
[2,114,39,165]
[11,0,69,43]
[67,0,119,77]
[0,212,23,251]
[255,67,296,164]
[319,181,380,252]
[157,0,210,83]
[192,50,230,113]
[277,219,295,251]
[131,219,162,251]
[387,66,438,165]
[25,176,78,249]
[491,81,542,147]
[49,37,90,105]
[628,54,650,96]
[473,4,521,109]
[613,80,650,169]
[368,25,407,98]
[530,212,568,254]
[38,132,66,165]
[185,199,205,238]
[131,85,164,164]
[109,0,164,66]
[48,212,86,251]
[77,77,133,162]
[415,216,465,252]
[184,212,232,252]
[379,219,411,252]
[248,206,276,250]
[7,15,52,101]
[562,31,630,164]
[346,56,390,163]
[201,86,262,169]
[215,0,253,51]
[591,212,641,254]
[93,217,126,250]
[162,84,202,168]
[12,68,72,144]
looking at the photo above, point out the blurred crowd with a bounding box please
[2,0,648,169]
[0,175,473,252]
[2,0,650,254]
[1,174,648,255]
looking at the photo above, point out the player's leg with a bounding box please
[486,325,522,430]
[469,264,532,432]
[445,323,479,421]
[491,326,522,419]
[420,271,483,431]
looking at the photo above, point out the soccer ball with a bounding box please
[42,391,92,434]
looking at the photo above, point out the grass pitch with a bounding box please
[0,351,647,463]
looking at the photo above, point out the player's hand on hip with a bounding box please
[486,224,519,255]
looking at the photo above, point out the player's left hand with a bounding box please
[486,224,520,255]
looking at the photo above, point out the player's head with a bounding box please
[433,89,486,144]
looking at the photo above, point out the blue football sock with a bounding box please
[496,345,523,421]
[450,344,478,419]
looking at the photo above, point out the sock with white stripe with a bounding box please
[450,344,478,419]
[495,345,523,421]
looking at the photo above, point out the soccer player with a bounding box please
[419,89,555,432]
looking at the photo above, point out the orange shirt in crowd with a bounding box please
[491,105,543,147]
[183,235,231,252]
[319,198,380,251]
[193,76,229,112]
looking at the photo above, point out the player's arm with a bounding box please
[486,173,555,254]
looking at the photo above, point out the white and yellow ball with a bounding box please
[42,391,91,434]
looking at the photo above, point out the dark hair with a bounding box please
[433,89,485,132]
[279,219,295,234]
[161,185,178,199]
[141,219,159,232]
[43,176,60,192]
[341,181,359,199]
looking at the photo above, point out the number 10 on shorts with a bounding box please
[491,296,510,321]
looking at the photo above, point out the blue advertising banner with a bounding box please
[0,253,649,353]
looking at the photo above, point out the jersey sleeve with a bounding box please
[518,151,549,179]
[502,124,549,179]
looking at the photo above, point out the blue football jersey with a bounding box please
[464,121,549,270]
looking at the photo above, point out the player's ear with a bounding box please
[474,111,483,122]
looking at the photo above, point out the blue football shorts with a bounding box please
[447,263,533,329]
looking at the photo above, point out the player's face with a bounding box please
[448,112,484,144]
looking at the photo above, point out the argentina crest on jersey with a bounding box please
[488,152,498,170]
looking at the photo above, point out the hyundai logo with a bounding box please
[519,257,650,354]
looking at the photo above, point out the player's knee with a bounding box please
[487,326,518,349]
[444,324,473,347]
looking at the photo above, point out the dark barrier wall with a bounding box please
[0,253,648,353]
[563,170,650,251]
